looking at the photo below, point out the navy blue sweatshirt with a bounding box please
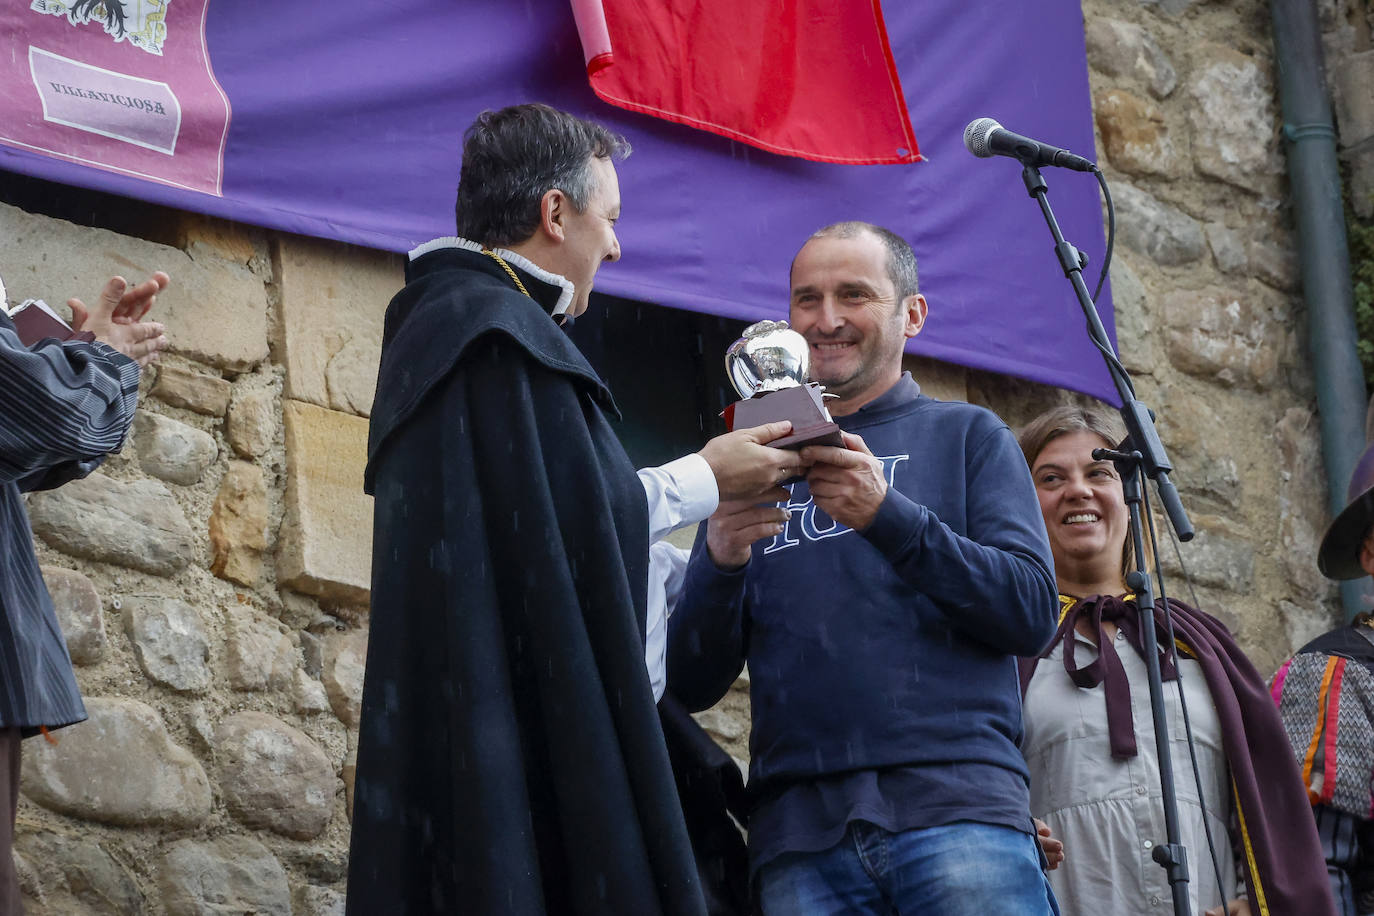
[667,375,1058,866]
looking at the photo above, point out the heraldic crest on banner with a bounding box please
[30,0,170,56]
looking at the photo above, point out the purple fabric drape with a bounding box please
[0,0,1116,402]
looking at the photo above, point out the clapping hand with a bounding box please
[69,272,170,367]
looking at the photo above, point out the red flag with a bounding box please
[571,0,919,165]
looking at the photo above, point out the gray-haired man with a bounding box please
[351,103,797,915]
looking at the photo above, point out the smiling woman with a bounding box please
[1020,409,1133,598]
[1013,405,1334,916]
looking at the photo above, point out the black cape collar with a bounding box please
[365,240,617,493]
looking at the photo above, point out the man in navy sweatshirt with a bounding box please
[667,221,1061,915]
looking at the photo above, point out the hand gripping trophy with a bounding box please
[722,319,842,449]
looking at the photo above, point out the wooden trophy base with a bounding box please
[722,383,842,449]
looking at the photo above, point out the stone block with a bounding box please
[903,355,966,403]
[123,597,212,693]
[279,846,349,886]
[700,684,752,762]
[157,836,290,916]
[40,566,104,666]
[1163,288,1282,389]
[1332,50,1374,147]
[1138,0,1200,16]
[1205,222,1247,274]
[214,711,336,839]
[23,697,211,827]
[1113,183,1205,266]
[226,607,297,691]
[295,668,332,715]
[209,461,269,587]
[1248,237,1300,292]
[343,739,357,821]
[1084,18,1176,98]
[296,885,346,916]
[1107,258,1158,374]
[1095,90,1182,177]
[227,385,278,458]
[1351,148,1374,219]
[300,629,326,677]
[151,364,232,415]
[171,212,258,265]
[1276,408,1333,596]
[159,260,270,371]
[1279,599,1339,657]
[133,411,218,485]
[1176,449,1242,511]
[27,473,195,576]
[278,400,372,604]
[693,708,746,744]
[13,851,39,908]
[14,831,143,915]
[1188,46,1283,192]
[1157,522,1256,593]
[323,628,367,728]
[275,235,401,417]
[184,702,215,755]
[0,202,268,371]
[1157,386,1221,459]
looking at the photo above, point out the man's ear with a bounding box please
[539,188,568,243]
[903,293,928,339]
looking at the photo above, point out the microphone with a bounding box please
[963,118,1097,172]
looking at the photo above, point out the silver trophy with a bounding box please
[722,320,841,450]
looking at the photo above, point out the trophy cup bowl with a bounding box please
[722,320,842,450]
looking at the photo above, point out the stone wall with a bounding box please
[1322,0,1374,220]
[1,0,1370,911]
[1043,0,1373,678]
[1,201,399,915]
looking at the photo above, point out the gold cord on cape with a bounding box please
[481,249,531,299]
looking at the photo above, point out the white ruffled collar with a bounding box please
[409,237,576,317]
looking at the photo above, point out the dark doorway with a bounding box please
[571,292,750,470]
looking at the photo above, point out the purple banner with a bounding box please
[0,0,1116,403]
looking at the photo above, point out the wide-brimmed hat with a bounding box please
[1318,442,1374,580]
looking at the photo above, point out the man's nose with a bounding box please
[815,299,844,333]
[605,232,621,263]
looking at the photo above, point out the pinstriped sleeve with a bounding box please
[0,321,141,484]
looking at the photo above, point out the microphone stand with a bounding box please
[1020,162,1196,916]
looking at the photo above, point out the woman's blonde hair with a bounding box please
[1017,405,1151,583]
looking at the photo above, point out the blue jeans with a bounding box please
[757,820,1060,916]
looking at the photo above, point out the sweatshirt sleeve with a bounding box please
[664,525,750,712]
[860,422,1058,658]
[0,322,141,485]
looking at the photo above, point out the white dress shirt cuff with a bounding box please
[639,453,719,543]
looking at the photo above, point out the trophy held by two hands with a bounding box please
[722,320,842,450]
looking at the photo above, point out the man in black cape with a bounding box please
[348,103,800,915]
